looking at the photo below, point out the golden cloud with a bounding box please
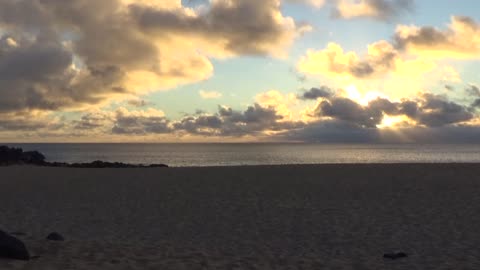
[395,16,480,59]
[297,41,436,79]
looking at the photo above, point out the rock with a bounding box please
[46,232,65,241]
[0,146,45,166]
[383,252,408,260]
[21,151,46,165]
[149,164,169,168]
[68,160,168,168]
[0,146,24,166]
[0,231,30,261]
[10,232,26,237]
[0,145,168,168]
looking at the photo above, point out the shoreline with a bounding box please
[5,162,480,169]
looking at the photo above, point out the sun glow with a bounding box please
[345,85,388,105]
[377,115,411,129]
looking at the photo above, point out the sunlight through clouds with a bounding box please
[0,0,480,142]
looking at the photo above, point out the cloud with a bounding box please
[255,90,299,120]
[285,0,326,8]
[283,119,382,142]
[199,90,223,99]
[0,0,307,115]
[173,115,224,136]
[283,120,480,143]
[79,102,305,138]
[112,107,171,135]
[313,93,474,128]
[394,16,480,59]
[72,111,113,131]
[332,0,413,20]
[296,22,471,101]
[411,94,474,127]
[129,0,311,58]
[296,39,447,101]
[0,111,64,132]
[280,87,480,143]
[297,41,401,79]
[285,0,412,20]
[466,85,480,97]
[173,103,305,137]
[1,88,479,143]
[317,97,388,127]
[127,99,152,107]
[300,86,334,100]
[471,99,480,109]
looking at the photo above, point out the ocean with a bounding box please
[5,143,480,167]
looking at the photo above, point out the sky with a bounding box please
[0,0,480,143]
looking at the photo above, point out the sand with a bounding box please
[1,164,480,269]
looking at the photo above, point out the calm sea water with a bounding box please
[5,143,480,167]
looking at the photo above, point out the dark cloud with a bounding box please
[0,37,76,112]
[173,115,224,136]
[57,86,476,141]
[316,97,397,127]
[283,120,480,143]
[395,26,449,50]
[466,85,480,97]
[3,92,480,143]
[0,119,55,132]
[105,103,304,137]
[282,120,382,143]
[314,94,473,128]
[72,112,111,130]
[0,0,148,113]
[410,94,473,127]
[174,104,304,137]
[0,112,64,132]
[129,0,307,56]
[470,99,480,109]
[112,110,172,135]
[300,87,333,100]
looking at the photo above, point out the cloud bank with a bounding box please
[0,0,307,114]
[1,1,480,143]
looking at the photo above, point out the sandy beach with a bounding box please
[1,164,480,269]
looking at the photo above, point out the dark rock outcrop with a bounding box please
[383,252,408,260]
[67,160,168,168]
[10,232,26,237]
[0,146,168,168]
[0,146,45,166]
[21,151,47,165]
[0,231,30,261]
[46,232,65,241]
